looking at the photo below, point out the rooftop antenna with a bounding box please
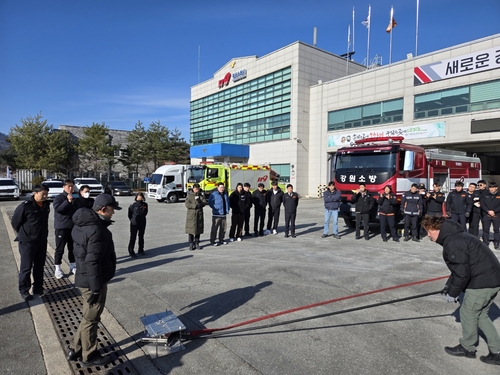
[313,27,317,46]
[198,45,200,83]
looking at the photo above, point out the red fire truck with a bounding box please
[333,136,481,227]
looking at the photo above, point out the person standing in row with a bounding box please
[73,185,95,211]
[53,179,76,278]
[467,183,482,238]
[351,183,375,240]
[422,215,500,366]
[425,182,445,217]
[251,183,267,237]
[481,181,500,250]
[322,181,341,239]
[446,181,471,231]
[377,185,399,242]
[229,183,250,242]
[267,181,283,234]
[185,184,206,250]
[401,183,422,242]
[67,194,119,367]
[11,184,50,301]
[243,182,253,237]
[208,182,230,246]
[282,184,299,238]
[128,192,148,257]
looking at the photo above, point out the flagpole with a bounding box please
[346,24,350,75]
[352,7,355,58]
[415,0,420,56]
[389,6,394,64]
[366,4,371,67]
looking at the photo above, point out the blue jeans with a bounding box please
[324,209,339,235]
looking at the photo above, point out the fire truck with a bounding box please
[333,136,481,227]
[186,163,280,196]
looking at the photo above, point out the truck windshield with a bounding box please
[187,168,205,183]
[150,174,163,185]
[335,152,396,171]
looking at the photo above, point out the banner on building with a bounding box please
[414,46,500,85]
[327,122,445,147]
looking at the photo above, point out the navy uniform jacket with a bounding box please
[282,191,299,213]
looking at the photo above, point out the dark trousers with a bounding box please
[244,209,251,233]
[229,213,245,238]
[404,215,419,237]
[379,214,397,240]
[18,241,47,294]
[267,207,280,231]
[74,284,108,362]
[426,211,442,217]
[284,211,297,235]
[482,215,500,245]
[451,213,467,231]
[54,228,74,265]
[355,213,370,238]
[188,234,200,244]
[468,210,481,237]
[128,223,146,255]
[254,208,266,234]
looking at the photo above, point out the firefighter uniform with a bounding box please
[377,192,398,242]
[467,189,482,238]
[351,189,375,240]
[446,188,472,231]
[425,190,445,216]
[401,188,422,241]
[480,188,500,249]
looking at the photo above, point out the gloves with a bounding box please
[445,294,458,303]
[465,212,470,218]
[87,291,100,305]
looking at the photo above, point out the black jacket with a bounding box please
[437,220,500,298]
[446,189,472,215]
[73,196,95,211]
[229,190,251,215]
[128,201,148,226]
[72,208,117,292]
[467,190,482,214]
[480,189,500,215]
[252,189,268,211]
[351,191,375,214]
[282,191,299,212]
[425,190,445,213]
[53,192,75,229]
[11,197,50,243]
[267,187,284,210]
[401,190,421,216]
[377,193,397,214]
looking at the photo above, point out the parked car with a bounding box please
[74,178,104,196]
[0,178,20,200]
[106,181,133,196]
[42,180,65,201]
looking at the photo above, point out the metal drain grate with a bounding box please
[42,255,137,375]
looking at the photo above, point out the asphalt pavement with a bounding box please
[1,194,500,375]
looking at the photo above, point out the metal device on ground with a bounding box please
[140,311,187,358]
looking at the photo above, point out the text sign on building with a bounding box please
[217,69,247,89]
[414,46,500,85]
[327,122,445,147]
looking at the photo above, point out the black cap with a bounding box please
[94,194,122,210]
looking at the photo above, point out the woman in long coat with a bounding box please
[185,183,207,250]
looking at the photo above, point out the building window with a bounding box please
[327,98,403,131]
[413,79,500,119]
[271,163,290,183]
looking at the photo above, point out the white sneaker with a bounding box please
[213,242,219,247]
[273,229,277,235]
[237,237,242,242]
[229,238,235,242]
[70,263,76,275]
[55,269,64,279]
[221,241,228,245]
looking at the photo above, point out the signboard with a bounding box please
[328,122,445,147]
[143,177,150,183]
[414,46,500,85]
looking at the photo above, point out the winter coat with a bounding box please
[323,188,341,210]
[208,190,230,216]
[282,191,299,213]
[425,191,445,213]
[480,189,500,216]
[230,190,251,215]
[267,187,284,210]
[185,191,206,235]
[128,201,148,227]
[436,219,500,298]
[73,196,95,211]
[401,190,421,216]
[72,208,116,292]
[377,193,397,215]
[53,192,76,229]
[252,189,268,211]
[446,190,472,215]
[351,191,375,214]
[11,197,50,243]
[467,190,482,214]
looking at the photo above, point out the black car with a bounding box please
[106,181,133,196]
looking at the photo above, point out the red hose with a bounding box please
[189,274,448,337]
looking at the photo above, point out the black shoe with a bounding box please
[333,234,341,239]
[292,234,296,238]
[403,236,411,242]
[21,292,33,302]
[393,238,400,242]
[355,236,362,240]
[412,236,420,242]
[444,344,476,358]
[254,232,259,237]
[382,238,388,242]
[67,347,82,362]
[364,236,369,241]
[189,243,195,251]
[129,253,137,258]
[480,351,500,365]
[284,234,289,238]
[81,353,112,367]
[137,251,145,256]
[321,234,328,238]
[245,232,252,237]
[495,243,500,250]
[259,231,264,237]
[32,288,45,296]
[195,243,201,250]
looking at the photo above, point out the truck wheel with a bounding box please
[344,218,356,228]
[156,198,165,203]
[167,194,179,203]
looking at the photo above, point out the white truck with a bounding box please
[147,164,189,203]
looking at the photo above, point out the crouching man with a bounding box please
[421,215,500,365]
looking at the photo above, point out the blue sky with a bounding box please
[1,0,499,140]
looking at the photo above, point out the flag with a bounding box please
[386,7,397,33]
[361,5,371,28]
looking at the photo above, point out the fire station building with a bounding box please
[190,33,500,197]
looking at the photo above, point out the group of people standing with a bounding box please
[184,180,299,249]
